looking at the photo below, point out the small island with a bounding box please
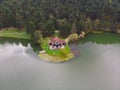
[38,37,74,62]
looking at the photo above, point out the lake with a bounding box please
[0,33,120,90]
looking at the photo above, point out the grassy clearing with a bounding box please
[0,29,31,40]
[79,32,120,44]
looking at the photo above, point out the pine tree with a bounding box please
[71,22,77,34]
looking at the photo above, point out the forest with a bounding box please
[0,0,120,38]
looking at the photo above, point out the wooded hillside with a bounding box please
[0,0,120,37]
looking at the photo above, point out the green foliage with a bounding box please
[45,16,55,36]
[0,0,120,37]
[84,18,93,33]
[32,30,43,44]
[26,21,36,34]
[71,22,77,34]
[56,18,71,37]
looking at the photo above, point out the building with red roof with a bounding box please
[49,37,66,50]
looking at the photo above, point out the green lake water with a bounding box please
[0,33,120,90]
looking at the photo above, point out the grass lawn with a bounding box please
[0,29,31,40]
[79,32,120,44]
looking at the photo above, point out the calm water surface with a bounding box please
[0,42,120,90]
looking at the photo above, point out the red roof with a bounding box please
[49,37,66,43]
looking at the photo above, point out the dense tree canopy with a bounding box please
[0,0,120,37]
